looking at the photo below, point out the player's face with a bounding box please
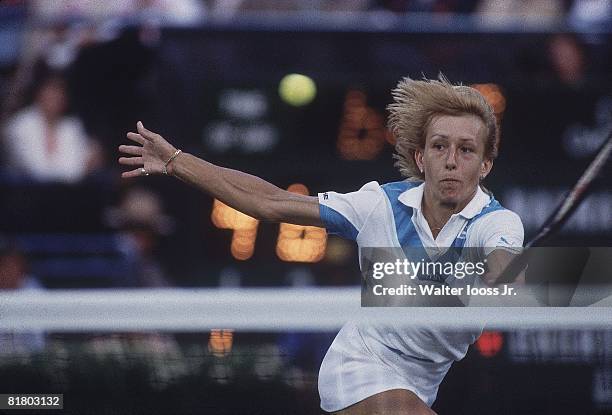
[416,114,492,207]
[37,80,68,119]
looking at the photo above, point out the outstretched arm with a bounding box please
[482,249,525,286]
[119,122,323,227]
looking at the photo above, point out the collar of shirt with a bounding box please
[397,182,491,246]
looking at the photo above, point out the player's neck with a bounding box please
[421,186,475,238]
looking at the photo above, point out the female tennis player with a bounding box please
[119,76,524,414]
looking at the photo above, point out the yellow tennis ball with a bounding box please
[279,74,316,107]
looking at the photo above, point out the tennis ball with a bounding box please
[278,73,316,107]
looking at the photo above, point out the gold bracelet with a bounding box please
[163,149,182,175]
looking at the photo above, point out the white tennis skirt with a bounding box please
[318,321,453,412]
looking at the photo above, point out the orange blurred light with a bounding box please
[276,184,327,262]
[211,199,259,260]
[287,183,309,195]
[337,89,387,160]
[471,83,507,116]
[208,329,234,357]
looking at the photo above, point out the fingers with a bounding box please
[121,168,146,179]
[118,156,143,166]
[126,132,146,145]
[118,145,143,156]
[137,121,161,142]
[119,121,162,180]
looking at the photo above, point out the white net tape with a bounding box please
[1,288,611,331]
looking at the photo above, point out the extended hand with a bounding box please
[118,121,178,178]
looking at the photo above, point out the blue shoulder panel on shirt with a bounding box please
[381,181,422,247]
[453,196,506,249]
[319,204,359,241]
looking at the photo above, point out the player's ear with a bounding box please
[480,159,493,180]
[414,149,425,174]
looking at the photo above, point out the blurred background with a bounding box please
[0,0,610,414]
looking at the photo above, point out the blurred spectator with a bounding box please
[548,33,587,87]
[2,72,104,183]
[4,0,205,156]
[476,0,564,24]
[22,0,206,73]
[0,237,41,290]
[106,187,174,287]
[0,236,45,355]
[29,0,206,26]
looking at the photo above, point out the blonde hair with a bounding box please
[387,74,498,181]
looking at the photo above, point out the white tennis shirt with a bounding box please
[317,180,524,411]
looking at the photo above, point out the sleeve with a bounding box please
[317,181,383,241]
[470,210,525,257]
[3,113,30,172]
